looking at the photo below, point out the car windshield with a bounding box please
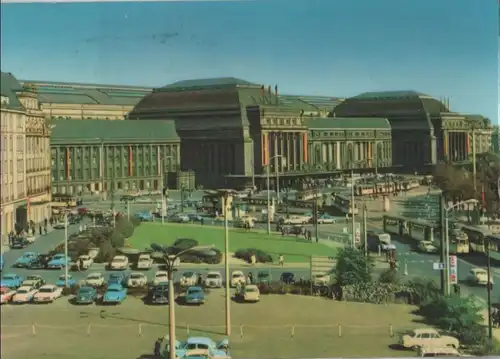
[39,287,54,293]
[130,274,143,279]
[88,274,101,279]
[2,275,15,280]
[183,272,194,277]
[53,255,64,260]
[27,276,39,280]
[17,288,31,294]
[189,289,203,294]
[156,273,168,278]
[113,257,126,262]
[186,343,209,350]
[245,287,258,292]
[24,253,35,257]
[232,273,242,278]
[79,288,93,293]
[207,274,219,279]
[107,287,121,292]
[59,275,70,280]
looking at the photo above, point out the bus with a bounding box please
[460,226,500,261]
[450,231,470,254]
[330,194,358,216]
[51,195,78,208]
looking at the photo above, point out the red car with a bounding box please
[77,207,88,215]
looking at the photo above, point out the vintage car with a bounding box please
[240,284,260,302]
[76,255,93,270]
[12,286,38,303]
[184,286,205,305]
[102,283,127,304]
[467,268,494,287]
[0,286,16,304]
[22,275,45,289]
[14,252,39,268]
[127,272,148,288]
[153,271,170,286]
[53,221,68,229]
[108,272,126,286]
[280,272,295,284]
[233,217,255,229]
[56,274,77,287]
[109,255,129,270]
[316,213,337,224]
[27,255,50,270]
[367,231,392,252]
[33,284,63,303]
[0,273,24,289]
[204,271,222,288]
[84,272,106,287]
[400,328,459,350]
[136,253,153,269]
[256,271,272,284]
[418,240,438,254]
[180,272,198,287]
[313,273,331,287]
[230,271,246,287]
[135,211,153,222]
[164,337,230,359]
[282,215,310,225]
[10,237,28,249]
[417,345,472,357]
[74,286,98,304]
[171,214,190,223]
[150,284,169,305]
[47,254,70,269]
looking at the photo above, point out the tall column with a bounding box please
[336,142,341,169]
[280,133,285,171]
[465,132,470,159]
[262,132,269,165]
[302,132,308,165]
[274,132,279,172]
[292,133,298,170]
[443,130,449,158]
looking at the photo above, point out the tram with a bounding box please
[331,194,358,216]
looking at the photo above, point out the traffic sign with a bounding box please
[355,229,360,243]
[449,255,457,267]
[450,273,457,284]
[433,262,445,270]
[449,255,458,284]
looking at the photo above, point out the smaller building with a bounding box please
[304,117,392,170]
[49,119,180,195]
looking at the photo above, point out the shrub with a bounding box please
[116,218,135,238]
[234,248,273,263]
[341,282,408,304]
[94,241,116,263]
[110,231,125,248]
[406,278,441,306]
[378,269,399,284]
[179,248,222,265]
[171,238,198,252]
[130,216,141,227]
[334,247,372,286]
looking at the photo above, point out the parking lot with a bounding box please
[2,290,424,359]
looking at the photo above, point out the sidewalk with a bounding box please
[1,226,55,254]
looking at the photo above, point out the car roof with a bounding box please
[185,337,214,345]
[88,272,103,277]
[40,284,56,289]
[207,271,220,275]
[107,283,123,290]
[232,271,244,275]
[17,286,34,291]
[3,273,18,277]
[413,328,438,334]
[245,284,258,289]
[23,252,37,255]
[187,286,203,291]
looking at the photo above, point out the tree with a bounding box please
[433,162,474,201]
[334,248,372,286]
[116,218,135,238]
[110,231,125,248]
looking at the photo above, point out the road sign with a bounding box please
[449,255,457,267]
[355,229,360,243]
[433,262,445,270]
[449,255,458,284]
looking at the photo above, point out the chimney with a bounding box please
[268,85,271,97]
[275,85,278,104]
[260,85,265,97]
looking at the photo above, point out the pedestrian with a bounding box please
[200,217,204,226]
[315,235,319,243]
[44,218,48,228]
[31,226,36,237]
[154,337,163,356]
[307,230,312,242]
[279,254,284,267]
[345,214,349,224]
[197,273,203,286]
[248,272,253,284]
[79,224,83,233]
[76,259,81,272]
[39,225,42,236]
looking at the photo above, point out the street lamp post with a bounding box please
[444,198,478,295]
[266,155,286,235]
[223,192,231,336]
[64,212,69,288]
[151,244,214,359]
[160,156,173,225]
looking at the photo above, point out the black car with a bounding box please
[10,237,28,249]
[280,272,295,284]
[149,285,169,304]
[27,255,50,270]
[68,216,81,225]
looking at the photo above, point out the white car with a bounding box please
[12,286,38,303]
[153,271,169,285]
[205,271,222,288]
[136,254,153,269]
[418,241,438,253]
[400,328,459,350]
[127,272,148,288]
[109,255,129,270]
[242,284,260,302]
[230,271,246,287]
[180,272,198,287]
[282,215,310,225]
[467,268,494,286]
[77,255,93,269]
[53,221,68,229]
[313,274,330,286]
[84,272,105,287]
[33,284,63,303]
[0,287,16,304]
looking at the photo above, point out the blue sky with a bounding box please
[1,0,498,122]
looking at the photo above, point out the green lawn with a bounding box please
[127,223,339,262]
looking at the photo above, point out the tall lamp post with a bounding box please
[160,156,173,225]
[151,244,214,359]
[444,198,478,295]
[64,212,69,288]
[350,160,367,248]
[266,155,286,235]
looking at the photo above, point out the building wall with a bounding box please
[44,104,133,120]
[50,142,180,194]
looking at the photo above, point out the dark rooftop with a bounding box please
[160,77,260,91]
[305,117,391,130]
[1,72,25,111]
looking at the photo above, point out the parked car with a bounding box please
[230,271,246,287]
[187,213,203,222]
[180,272,198,287]
[109,255,129,270]
[12,286,38,304]
[136,253,153,269]
[47,254,70,269]
[171,214,190,223]
[53,221,68,229]
[169,337,230,359]
[76,255,93,270]
[313,273,330,286]
[27,255,50,270]
[280,272,295,284]
[257,271,272,284]
[0,286,16,304]
[153,271,169,286]
[14,252,39,268]
[204,271,222,288]
[282,215,310,225]
[135,211,153,222]
[149,284,169,305]
[74,286,98,305]
[400,328,459,350]
[56,274,77,288]
[127,272,148,288]
[0,273,24,289]
[33,284,63,303]
[22,275,45,289]
[418,240,438,253]
[418,345,472,357]
[240,284,260,302]
[316,213,336,224]
[10,237,28,249]
[102,284,127,304]
[84,272,105,287]
[467,268,494,287]
[184,286,205,305]
[0,255,3,271]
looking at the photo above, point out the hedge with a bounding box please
[234,248,273,263]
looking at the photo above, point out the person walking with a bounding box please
[39,225,43,236]
[154,337,163,356]
[279,254,284,267]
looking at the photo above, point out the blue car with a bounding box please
[56,274,77,288]
[102,283,127,304]
[108,273,125,286]
[74,286,97,304]
[135,211,153,222]
[0,255,4,272]
[47,254,70,269]
[14,252,39,268]
[184,286,205,305]
[0,273,24,289]
[170,337,230,358]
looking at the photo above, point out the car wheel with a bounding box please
[411,345,419,351]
